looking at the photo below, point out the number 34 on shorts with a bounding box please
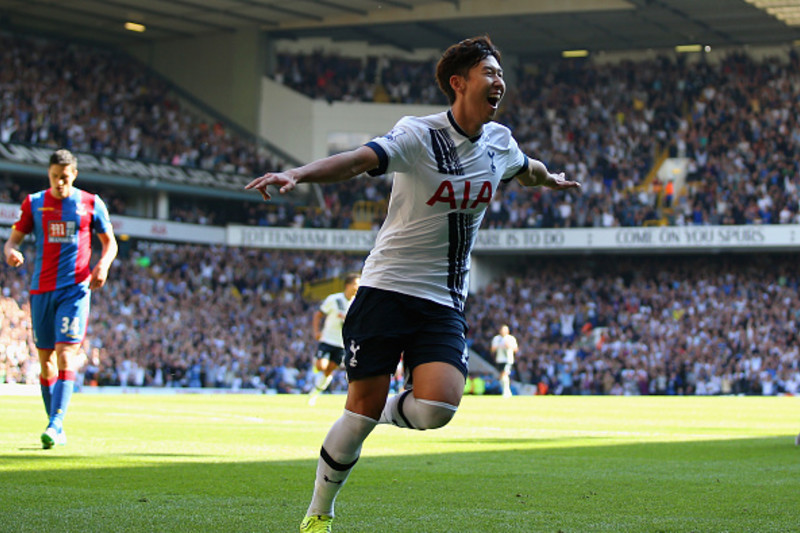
[30,282,91,349]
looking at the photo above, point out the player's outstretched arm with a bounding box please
[3,229,26,267]
[90,231,118,290]
[516,158,581,191]
[246,146,380,201]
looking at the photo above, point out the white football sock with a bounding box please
[379,390,458,430]
[306,409,377,517]
[501,375,511,396]
[315,372,334,391]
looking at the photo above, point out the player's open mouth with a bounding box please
[487,95,501,108]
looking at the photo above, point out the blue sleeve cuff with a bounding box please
[365,141,389,176]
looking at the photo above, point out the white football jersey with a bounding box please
[491,334,518,364]
[361,110,528,310]
[319,292,353,347]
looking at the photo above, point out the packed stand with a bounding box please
[0,242,364,393]
[3,242,798,395]
[466,253,800,396]
[674,51,800,225]
[1,174,333,229]
[0,282,36,385]
[474,51,797,229]
[5,35,798,231]
[274,51,446,105]
[0,32,286,179]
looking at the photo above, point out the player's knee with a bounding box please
[412,399,458,430]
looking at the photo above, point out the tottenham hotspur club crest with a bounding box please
[487,150,496,173]
[348,340,360,367]
[383,127,406,142]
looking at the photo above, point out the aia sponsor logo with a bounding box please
[426,180,493,210]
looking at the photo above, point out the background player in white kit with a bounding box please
[491,324,518,397]
[247,35,581,533]
[308,273,360,406]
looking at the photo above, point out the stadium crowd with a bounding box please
[3,31,799,231]
[0,243,361,393]
[467,253,800,396]
[2,35,799,396]
[0,32,286,180]
[273,51,446,106]
[2,244,798,396]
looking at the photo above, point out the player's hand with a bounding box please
[245,171,298,201]
[5,249,24,268]
[541,172,581,190]
[89,264,109,290]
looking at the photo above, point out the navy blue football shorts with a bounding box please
[342,286,469,382]
[315,342,346,366]
[495,361,514,375]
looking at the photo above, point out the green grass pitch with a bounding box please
[1,393,798,532]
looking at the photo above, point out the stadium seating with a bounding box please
[0,32,286,179]
[2,245,798,395]
[4,33,798,230]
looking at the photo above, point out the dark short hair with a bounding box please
[436,36,501,105]
[344,272,360,287]
[50,149,77,169]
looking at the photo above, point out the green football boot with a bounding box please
[300,514,333,533]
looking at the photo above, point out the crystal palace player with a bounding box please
[246,36,580,532]
[4,149,117,449]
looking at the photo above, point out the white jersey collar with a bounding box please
[447,109,483,143]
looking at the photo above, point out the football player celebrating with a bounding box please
[4,149,117,449]
[247,36,580,532]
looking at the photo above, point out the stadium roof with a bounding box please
[2,0,799,57]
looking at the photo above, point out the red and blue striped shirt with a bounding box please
[12,188,113,294]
